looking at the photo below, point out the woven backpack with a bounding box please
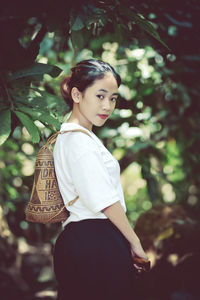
[25,129,91,224]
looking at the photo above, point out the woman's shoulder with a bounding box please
[56,128,99,162]
[61,130,96,147]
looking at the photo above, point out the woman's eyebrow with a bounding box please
[97,89,119,96]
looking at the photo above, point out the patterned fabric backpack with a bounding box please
[25,129,91,224]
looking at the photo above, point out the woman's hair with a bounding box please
[60,59,121,109]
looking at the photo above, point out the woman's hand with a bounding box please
[130,241,150,273]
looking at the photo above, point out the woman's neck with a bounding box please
[66,110,93,132]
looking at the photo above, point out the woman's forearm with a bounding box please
[102,201,149,268]
[102,201,140,246]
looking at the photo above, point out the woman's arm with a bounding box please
[102,201,148,262]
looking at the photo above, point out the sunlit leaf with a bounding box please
[14,111,40,143]
[0,110,11,146]
[156,227,174,241]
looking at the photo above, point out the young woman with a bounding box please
[53,59,149,300]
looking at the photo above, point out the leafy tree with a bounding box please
[0,0,169,143]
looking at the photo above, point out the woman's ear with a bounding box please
[71,87,82,103]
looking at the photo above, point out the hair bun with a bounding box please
[60,76,71,99]
[60,76,73,109]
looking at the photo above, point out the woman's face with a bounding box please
[72,72,119,130]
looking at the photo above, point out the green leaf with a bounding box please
[14,111,40,143]
[16,103,47,115]
[8,63,63,81]
[120,8,170,50]
[25,89,68,114]
[16,104,60,130]
[71,16,85,31]
[38,114,60,130]
[71,30,85,50]
[0,110,11,146]
[29,96,53,110]
[70,7,85,31]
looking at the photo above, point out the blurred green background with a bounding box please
[0,1,200,300]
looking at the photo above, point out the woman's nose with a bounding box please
[102,98,111,111]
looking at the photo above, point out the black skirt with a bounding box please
[53,219,138,300]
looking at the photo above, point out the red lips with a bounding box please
[98,114,109,120]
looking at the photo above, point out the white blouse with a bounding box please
[53,122,126,227]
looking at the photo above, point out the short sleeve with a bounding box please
[68,148,120,213]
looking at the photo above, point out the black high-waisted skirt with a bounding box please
[53,219,138,300]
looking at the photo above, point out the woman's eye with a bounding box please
[111,97,117,102]
[97,94,104,100]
